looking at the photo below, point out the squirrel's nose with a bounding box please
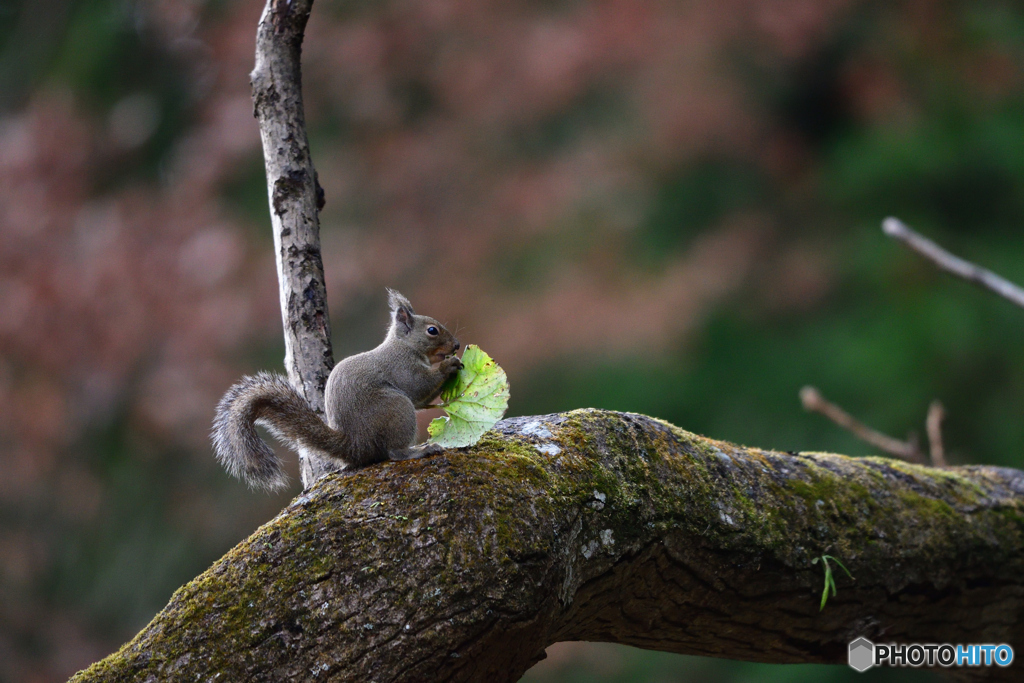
[453,340,460,351]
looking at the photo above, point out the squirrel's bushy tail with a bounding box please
[211,372,349,491]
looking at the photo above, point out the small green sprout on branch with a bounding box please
[428,345,510,447]
[812,555,853,611]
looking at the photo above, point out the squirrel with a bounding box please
[211,289,462,491]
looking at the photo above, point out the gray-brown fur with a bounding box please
[211,290,461,491]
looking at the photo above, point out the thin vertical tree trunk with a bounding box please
[250,0,338,487]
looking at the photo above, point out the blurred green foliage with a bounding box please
[519,4,1024,475]
[640,159,765,261]
[516,4,1024,679]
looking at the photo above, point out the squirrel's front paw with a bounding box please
[444,356,464,373]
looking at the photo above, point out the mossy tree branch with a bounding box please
[70,410,1024,682]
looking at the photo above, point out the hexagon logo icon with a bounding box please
[848,637,874,672]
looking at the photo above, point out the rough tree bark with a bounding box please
[251,0,338,488]
[70,409,1024,682]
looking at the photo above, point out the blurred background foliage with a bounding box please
[1,0,1022,681]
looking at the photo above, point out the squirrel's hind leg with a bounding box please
[388,443,444,461]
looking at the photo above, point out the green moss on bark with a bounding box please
[70,410,1024,683]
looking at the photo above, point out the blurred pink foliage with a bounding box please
[0,2,281,677]
[301,0,856,365]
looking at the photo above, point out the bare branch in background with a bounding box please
[883,217,1024,309]
[251,0,339,488]
[799,385,924,463]
[927,399,948,467]
[800,387,953,467]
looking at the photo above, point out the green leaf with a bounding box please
[427,345,510,448]
[824,554,853,580]
[816,555,854,611]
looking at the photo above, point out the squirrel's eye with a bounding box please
[427,326,438,336]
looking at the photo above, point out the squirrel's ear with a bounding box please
[387,288,414,314]
[387,288,415,335]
